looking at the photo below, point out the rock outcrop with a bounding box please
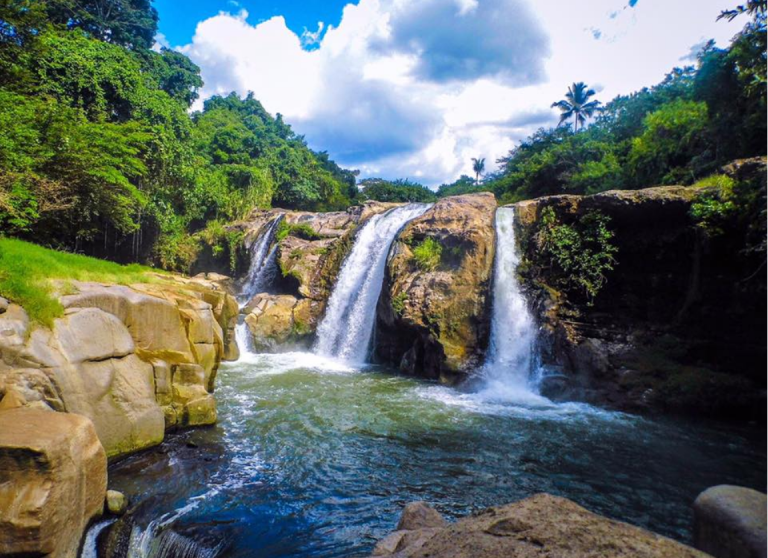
[514,177,766,417]
[0,275,239,457]
[373,495,709,558]
[0,408,107,558]
[374,193,496,383]
[693,485,767,558]
[238,202,399,350]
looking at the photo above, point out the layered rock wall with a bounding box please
[514,181,766,417]
[374,193,496,383]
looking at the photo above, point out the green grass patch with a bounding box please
[412,237,443,271]
[276,221,322,242]
[0,238,157,327]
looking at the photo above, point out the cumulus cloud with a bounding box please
[173,0,743,186]
[380,0,550,85]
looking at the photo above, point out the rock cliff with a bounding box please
[0,274,238,457]
[514,174,766,417]
[237,202,399,350]
[374,193,496,383]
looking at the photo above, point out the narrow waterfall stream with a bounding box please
[314,203,430,363]
[477,207,545,404]
[236,216,282,356]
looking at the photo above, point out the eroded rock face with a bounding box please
[373,494,709,558]
[238,202,399,350]
[374,193,496,383]
[0,408,107,558]
[0,277,239,457]
[514,179,766,418]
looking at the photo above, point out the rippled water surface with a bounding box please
[106,353,766,557]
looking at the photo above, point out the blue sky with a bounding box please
[158,0,743,186]
[154,0,348,46]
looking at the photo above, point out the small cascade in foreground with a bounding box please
[314,203,431,363]
[236,216,282,357]
[479,207,543,402]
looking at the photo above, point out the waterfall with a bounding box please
[314,203,431,363]
[479,207,543,402]
[236,216,281,357]
[238,216,282,305]
[81,519,116,558]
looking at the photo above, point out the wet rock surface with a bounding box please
[373,494,710,558]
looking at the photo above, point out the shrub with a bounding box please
[391,291,408,316]
[275,221,322,242]
[538,207,618,303]
[412,237,443,271]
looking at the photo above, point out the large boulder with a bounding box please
[375,193,496,383]
[243,294,316,352]
[513,178,766,418]
[693,485,767,558]
[373,494,709,558]
[0,408,107,558]
[0,277,238,458]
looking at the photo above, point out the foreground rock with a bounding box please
[694,485,767,558]
[0,275,239,457]
[514,172,766,417]
[373,495,708,558]
[0,408,107,558]
[375,193,496,383]
[238,202,399,350]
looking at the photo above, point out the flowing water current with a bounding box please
[88,207,766,557]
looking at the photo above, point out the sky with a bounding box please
[154,0,744,187]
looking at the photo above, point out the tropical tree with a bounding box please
[472,157,485,185]
[552,82,602,133]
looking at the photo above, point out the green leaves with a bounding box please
[538,207,618,303]
[412,237,443,272]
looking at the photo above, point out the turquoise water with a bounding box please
[105,353,766,557]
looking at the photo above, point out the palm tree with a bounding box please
[471,157,485,186]
[551,82,602,133]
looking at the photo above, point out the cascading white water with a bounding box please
[236,217,281,357]
[238,217,282,305]
[479,207,544,403]
[314,204,431,363]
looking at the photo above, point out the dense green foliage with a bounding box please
[358,178,436,203]
[536,207,618,302]
[412,237,443,271]
[0,0,357,271]
[472,5,765,203]
[0,237,156,325]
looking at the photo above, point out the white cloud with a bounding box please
[175,0,743,187]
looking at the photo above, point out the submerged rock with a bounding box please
[375,193,496,383]
[0,408,107,558]
[106,490,128,516]
[373,494,708,558]
[693,485,767,558]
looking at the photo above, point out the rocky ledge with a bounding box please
[373,496,708,558]
[0,273,238,557]
[514,173,766,418]
[237,201,399,351]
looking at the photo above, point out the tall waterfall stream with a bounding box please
[86,207,766,558]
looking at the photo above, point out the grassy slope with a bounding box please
[0,238,158,326]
